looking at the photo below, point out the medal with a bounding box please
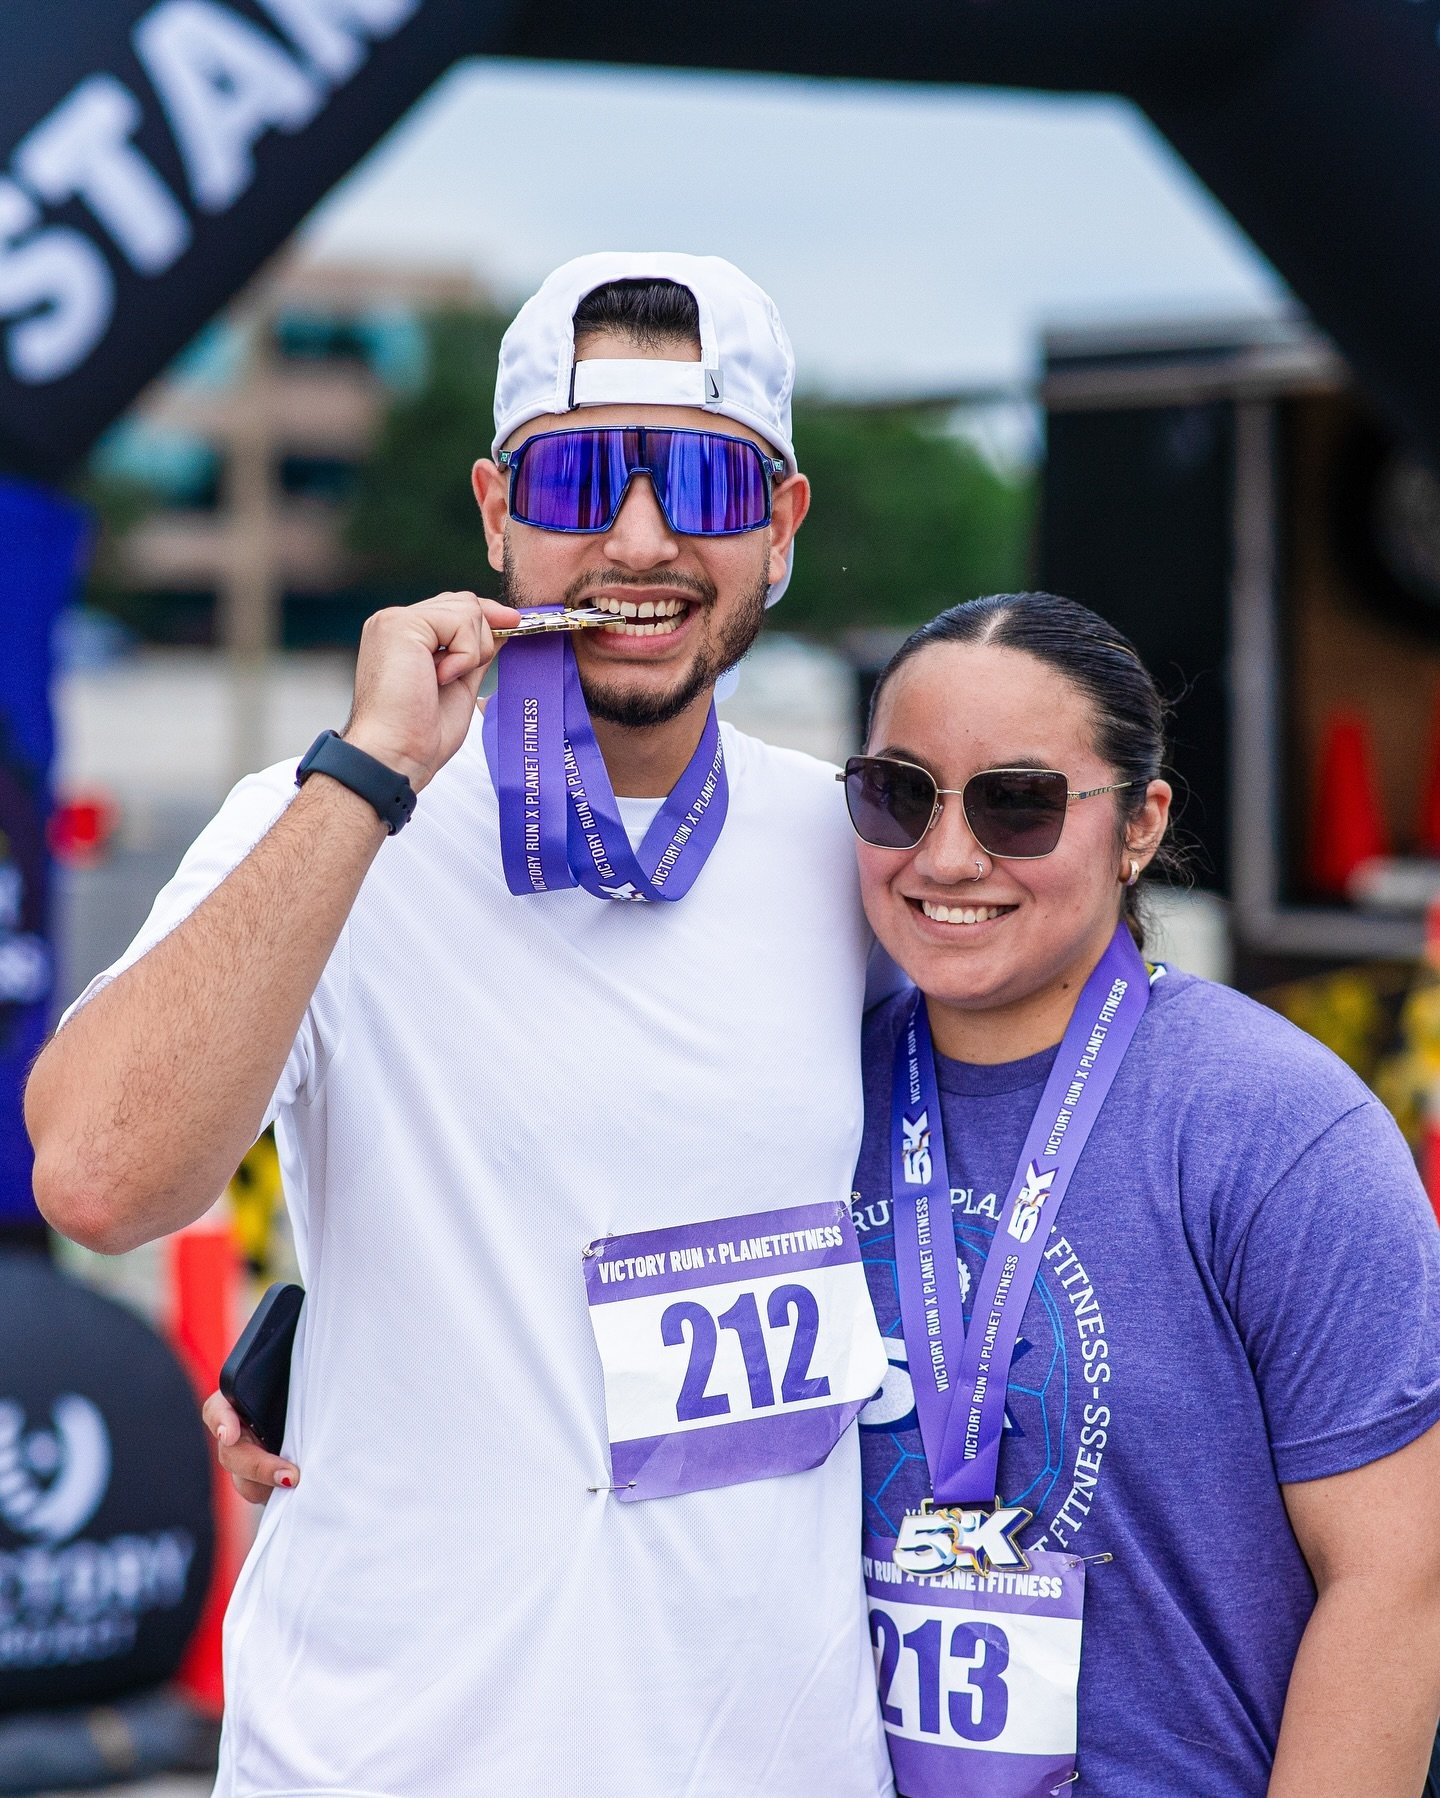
[481,608,729,902]
[491,605,616,641]
[893,1497,1033,1578]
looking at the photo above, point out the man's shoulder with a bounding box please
[181,756,301,860]
[719,722,846,803]
[718,724,856,871]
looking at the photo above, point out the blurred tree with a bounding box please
[788,401,1033,636]
[344,306,507,598]
[345,307,1035,630]
[67,467,157,631]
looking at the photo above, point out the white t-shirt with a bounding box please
[71,714,894,1798]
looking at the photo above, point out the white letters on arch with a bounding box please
[134,0,323,213]
[0,179,114,385]
[14,76,192,277]
[2,0,427,384]
[255,0,422,83]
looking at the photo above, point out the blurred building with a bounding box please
[91,257,483,651]
[1038,313,1440,976]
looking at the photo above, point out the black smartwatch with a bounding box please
[296,730,417,835]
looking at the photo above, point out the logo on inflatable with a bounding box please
[0,1395,112,1545]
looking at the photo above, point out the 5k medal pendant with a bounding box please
[893,1497,1033,1579]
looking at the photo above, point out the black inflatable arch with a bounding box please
[0,0,1436,476]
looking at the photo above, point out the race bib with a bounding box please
[864,1536,1084,1798]
[583,1201,886,1502]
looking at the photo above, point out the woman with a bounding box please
[842,592,1440,1797]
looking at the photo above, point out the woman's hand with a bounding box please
[201,1389,300,1506]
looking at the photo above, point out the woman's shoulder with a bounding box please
[1138,966,1399,1193]
[1144,965,1374,1107]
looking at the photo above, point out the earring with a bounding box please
[1125,858,1140,888]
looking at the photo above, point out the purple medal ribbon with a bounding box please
[890,921,1150,1507]
[481,615,729,902]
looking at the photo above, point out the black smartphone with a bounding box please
[219,1282,304,1456]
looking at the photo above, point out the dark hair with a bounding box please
[572,279,701,353]
[868,592,1185,949]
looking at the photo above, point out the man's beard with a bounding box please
[500,544,769,729]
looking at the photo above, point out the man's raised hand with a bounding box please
[343,592,520,791]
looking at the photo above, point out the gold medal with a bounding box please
[492,606,616,642]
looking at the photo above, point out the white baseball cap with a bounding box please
[492,251,798,604]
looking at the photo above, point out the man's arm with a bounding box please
[1269,1418,1440,1796]
[26,591,515,1254]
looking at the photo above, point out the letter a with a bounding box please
[136,0,322,213]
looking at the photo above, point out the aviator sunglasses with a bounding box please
[498,426,787,536]
[839,756,1146,859]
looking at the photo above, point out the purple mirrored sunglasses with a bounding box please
[498,426,787,536]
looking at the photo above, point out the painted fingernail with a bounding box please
[276,1470,296,1488]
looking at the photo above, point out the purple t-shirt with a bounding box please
[855,966,1440,1796]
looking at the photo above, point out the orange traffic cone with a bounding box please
[1418,688,1440,856]
[167,1202,246,1715]
[1310,712,1388,896]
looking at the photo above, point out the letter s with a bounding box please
[0,180,113,383]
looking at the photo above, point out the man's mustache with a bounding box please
[565,570,716,606]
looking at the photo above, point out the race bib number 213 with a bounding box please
[865,1538,1084,1798]
[583,1201,885,1502]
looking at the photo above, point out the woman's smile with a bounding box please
[908,896,1019,930]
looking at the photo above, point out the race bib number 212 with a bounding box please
[583,1201,885,1502]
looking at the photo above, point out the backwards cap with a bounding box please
[492,251,798,604]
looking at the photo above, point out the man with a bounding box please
[27,253,894,1797]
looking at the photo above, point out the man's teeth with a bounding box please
[921,901,1008,925]
[592,595,688,634]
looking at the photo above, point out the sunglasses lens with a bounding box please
[510,430,770,534]
[965,770,1068,857]
[646,432,770,533]
[842,758,937,848]
[509,430,635,530]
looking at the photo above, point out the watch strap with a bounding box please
[296,730,417,835]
